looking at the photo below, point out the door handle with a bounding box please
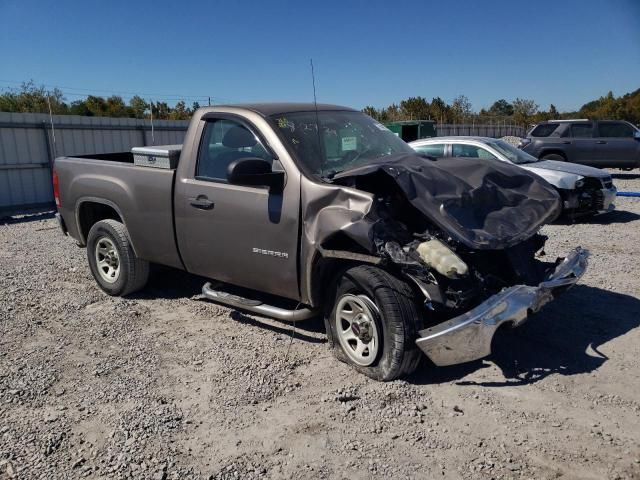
[596,140,607,144]
[562,141,571,144]
[189,195,215,210]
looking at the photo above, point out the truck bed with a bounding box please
[73,152,136,163]
[54,154,184,269]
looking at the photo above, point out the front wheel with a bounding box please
[325,265,424,381]
[86,219,149,296]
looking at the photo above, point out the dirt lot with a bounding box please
[1,170,640,480]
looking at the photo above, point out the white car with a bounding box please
[410,136,617,216]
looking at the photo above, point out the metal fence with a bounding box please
[0,112,189,215]
[436,123,526,138]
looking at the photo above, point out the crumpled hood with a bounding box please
[333,154,562,250]
[530,160,610,179]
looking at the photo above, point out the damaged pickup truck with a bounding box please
[53,104,588,381]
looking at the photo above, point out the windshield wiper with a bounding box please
[321,169,340,180]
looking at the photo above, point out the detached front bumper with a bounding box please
[415,247,588,366]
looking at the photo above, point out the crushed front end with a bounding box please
[327,154,589,367]
[561,177,617,216]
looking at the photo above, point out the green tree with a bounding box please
[151,101,171,120]
[399,96,430,120]
[105,96,129,117]
[512,98,538,125]
[488,99,514,117]
[362,105,380,120]
[0,81,67,114]
[579,91,625,120]
[85,95,109,116]
[384,104,403,122]
[68,100,91,116]
[129,96,149,118]
[451,95,473,122]
[169,100,191,120]
[429,97,450,123]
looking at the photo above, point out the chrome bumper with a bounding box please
[415,247,589,366]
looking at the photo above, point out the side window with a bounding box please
[452,144,498,160]
[570,123,593,138]
[530,124,559,137]
[415,143,445,157]
[598,122,634,138]
[196,119,272,181]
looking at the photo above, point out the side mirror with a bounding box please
[227,157,285,190]
[634,130,640,140]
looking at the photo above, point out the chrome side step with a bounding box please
[201,282,318,321]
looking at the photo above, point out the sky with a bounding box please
[1,0,639,112]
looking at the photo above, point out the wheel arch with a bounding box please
[75,198,136,254]
[307,249,426,310]
[539,149,567,161]
[308,254,364,309]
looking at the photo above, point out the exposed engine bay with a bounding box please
[324,153,564,318]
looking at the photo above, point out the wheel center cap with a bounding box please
[351,316,373,343]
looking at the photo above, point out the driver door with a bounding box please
[174,117,301,300]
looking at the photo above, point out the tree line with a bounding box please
[1,81,639,125]
[364,89,640,126]
[0,81,199,120]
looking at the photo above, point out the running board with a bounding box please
[201,282,318,321]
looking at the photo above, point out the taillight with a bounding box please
[52,170,61,208]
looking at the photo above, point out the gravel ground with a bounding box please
[1,170,640,480]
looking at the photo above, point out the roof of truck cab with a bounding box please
[211,103,356,116]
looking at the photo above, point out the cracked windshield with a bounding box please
[272,110,415,178]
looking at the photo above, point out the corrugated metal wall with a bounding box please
[436,123,526,138]
[0,112,189,215]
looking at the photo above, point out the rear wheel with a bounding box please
[86,219,149,296]
[325,265,423,381]
[541,153,566,161]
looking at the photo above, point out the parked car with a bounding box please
[518,119,640,170]
[409,136,616,217]
[54,103,587,381]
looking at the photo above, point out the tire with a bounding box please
[324,265,423,381]
[541,153,566,161]
[86,219,149,296]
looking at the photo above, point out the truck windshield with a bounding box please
[271,110,414,178]
[488,140,539,164]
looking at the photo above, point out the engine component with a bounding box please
[416,239,468,279]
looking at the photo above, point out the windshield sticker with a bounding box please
[342,136,357,151]
[277,117,295,132]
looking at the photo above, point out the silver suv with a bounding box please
[519,119,640,170]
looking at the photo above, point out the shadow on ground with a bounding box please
[554,209,640,225]
[130,265,326,338]
[227,310,326,343]
[407,285,640,386]
[0,210,55,225]
[129,265,206,299]
[580,210,640,225]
